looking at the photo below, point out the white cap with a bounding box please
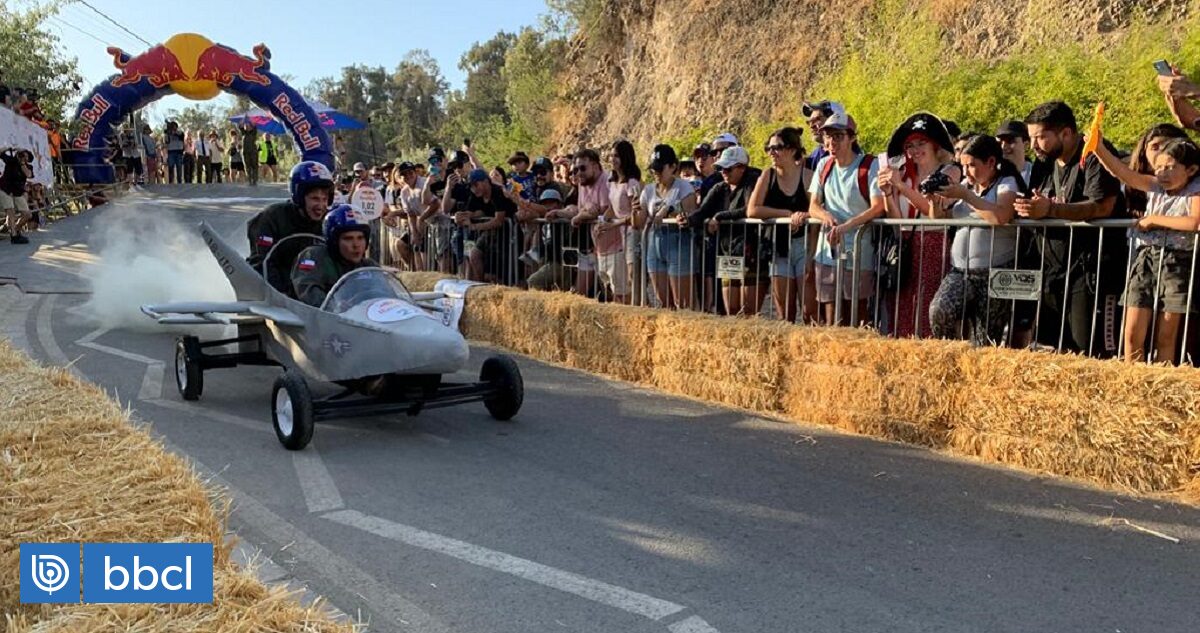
[711,132,739,148]
[714,146,750,169]
[820,111,857,133]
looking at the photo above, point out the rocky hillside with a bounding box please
[549,0,1193,150]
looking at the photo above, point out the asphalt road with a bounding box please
[3,184,1200,632]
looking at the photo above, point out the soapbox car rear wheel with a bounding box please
[175,337,203,401]
[481,355,523,421]
[272,371,315,450]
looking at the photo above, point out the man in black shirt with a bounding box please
[1015,101,1126,356]
[459,169,515,282]
[1,149,33,244]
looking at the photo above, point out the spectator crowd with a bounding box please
[350,64,1200,366]
[108,120,281,186]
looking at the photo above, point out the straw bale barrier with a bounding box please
[398,273,1200,500]
[0,340,351,632]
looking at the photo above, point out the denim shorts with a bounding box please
[646,227,698,276]
[770,236,808,279]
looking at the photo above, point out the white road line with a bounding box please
[155,437,450,633]
[668,615,723,633]
[141,397,272,434]
[137,362,165,401]
[323,508,688,622]
[76,325,107,345]
[35,295,72,367]
[77,339,162,365]
[293,447,345,513]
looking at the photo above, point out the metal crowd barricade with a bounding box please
[419,205,1200,364]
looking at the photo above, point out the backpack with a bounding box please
[818,153,875,205]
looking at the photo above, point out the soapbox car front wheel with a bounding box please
[481,355,523,421]
[272,372,315,450]
[175,337,203,401]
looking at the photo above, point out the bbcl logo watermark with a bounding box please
[20,543,213,604]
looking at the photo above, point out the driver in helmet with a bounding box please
[246,160,335,293]
[291,204,379,308]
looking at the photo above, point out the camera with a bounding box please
[917,171,951,195]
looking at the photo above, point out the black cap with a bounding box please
[649,144,678,171]
[532,156,553,173]
[692,143,713,158]
[397,161,416,172]
[449,150,470,165]
[995,120,1030,141]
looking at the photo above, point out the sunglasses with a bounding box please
[765,144,791,153]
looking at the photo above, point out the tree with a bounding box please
[162,104,225,136]
[504,27,567,149]
[308,52,450,168]
[441,32,518,143]
[0,1,83,121]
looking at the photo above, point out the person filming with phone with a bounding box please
[1157,59,1200,132]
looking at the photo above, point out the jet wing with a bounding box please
[141,301,304,328]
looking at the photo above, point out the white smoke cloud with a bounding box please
[81,196,248,334]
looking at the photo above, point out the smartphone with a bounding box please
[1154,59,1173,76]
[463,137,471,148]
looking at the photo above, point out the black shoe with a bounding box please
[10,235,29,244]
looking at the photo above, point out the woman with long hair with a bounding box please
[747,127,813,323]
[878,113,961,338]
[609,140,645,304]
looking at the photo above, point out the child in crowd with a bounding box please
[1092,132,1200,364]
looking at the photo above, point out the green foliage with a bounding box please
[310,52,447,166]
[161,104,225,135]
[440,28,568,169]
[0,0,82,121]
[814,1,1200,153]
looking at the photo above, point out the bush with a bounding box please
[815,2,1200,152]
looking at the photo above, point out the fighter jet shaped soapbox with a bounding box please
[140,222,522,451]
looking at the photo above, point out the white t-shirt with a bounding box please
[640,177,695,226]
[950,175,1018,270]
[396,177,428,216]
[809,153,883,268]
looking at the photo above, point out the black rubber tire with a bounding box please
[481,355,523,421]
[175,337,203,401]
[272,372,315,450]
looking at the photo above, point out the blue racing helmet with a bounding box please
[289,161,335,206]
[323,203,372,250]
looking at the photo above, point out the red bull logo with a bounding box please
[107,46,188,89]
[272,94,322,151]
[72,94,112,150]
[193,44,271,87]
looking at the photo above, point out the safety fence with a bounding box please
[378,212,1200,364]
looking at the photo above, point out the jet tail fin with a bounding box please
[200,221,267,302]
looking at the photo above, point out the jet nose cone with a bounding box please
[389,316,469,374]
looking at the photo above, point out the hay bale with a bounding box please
[0,340,352,632]
[561,301,659,383]
[450,284,1200,501]
[649,313,793,412]
[398,271,455,292]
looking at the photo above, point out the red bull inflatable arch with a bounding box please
[68,33,334,183]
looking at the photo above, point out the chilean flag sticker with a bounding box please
[256,235,275,247]
[298,258,316,271]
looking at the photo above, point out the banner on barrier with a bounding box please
[0,108,53,188]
